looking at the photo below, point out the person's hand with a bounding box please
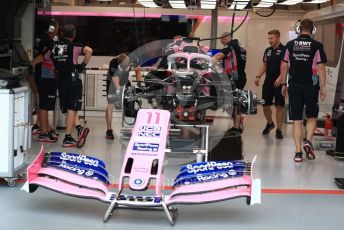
[281,85,288,97]
[274,77,282,88]
[172,45,180,53]
[254,77,260,87]
[74,62,87,73]
[320,86,326,101]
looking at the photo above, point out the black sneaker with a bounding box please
[62,136,77,147]
[77,126,90,148]
[334,178,344,189]
[32,124,41,135]
[262,122,275,135]
[227,127,243,134]
[303,140,315,160]
[275,129,283,139]
[76,126,89,139]
[38,132,57,143]
[49,129,59,140]
[294,152,303,162]
[105,129,115,140]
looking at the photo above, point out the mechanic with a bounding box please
[105,53,142,140]
[280,19,327,162]
[255,29,285,139]
[31,19,59,142]
[214,32,247,133]
[51,25,93,147]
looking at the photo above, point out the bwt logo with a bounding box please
[294,41,311,46]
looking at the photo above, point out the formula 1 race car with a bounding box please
[118,44,263,125]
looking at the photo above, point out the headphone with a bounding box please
[48,19,57,33]
[294,20,317,35]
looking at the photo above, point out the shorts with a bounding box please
[35,76,57,111]
[234,77,247,90]
[262,84,285,107]
[58,78,83,113]
[106,79,132,104]
[288,83,319,120]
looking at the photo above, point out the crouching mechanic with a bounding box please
[51,25,93,147]
[105,53,142,139]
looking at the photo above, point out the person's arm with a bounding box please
[318,63,326,101]
[316,44,327,101]
[81,46,93,65]
[31,54,43,65]
[111,75,121,90]
[255,62,267,86]
[213,52,225,62]
[280,45,290,97]
[134,66,143,82]
[280,61,289,97]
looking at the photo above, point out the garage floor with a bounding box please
[1,108,344,230]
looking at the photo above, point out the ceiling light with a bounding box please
[138,0,160,7]
[169,0,187,8]
[201,0,217,9]
[229,2,249,10]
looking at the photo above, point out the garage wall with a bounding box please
[51,5,303,98]
[49,7,303,89]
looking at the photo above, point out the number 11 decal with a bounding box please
[147,111,160,124]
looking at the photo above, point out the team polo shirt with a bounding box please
[51,38,84,77]
[35,33,55,79]
[107,57,130,86]
[283,34,327,85]
[263,43,285,86]
[220,40,246,79]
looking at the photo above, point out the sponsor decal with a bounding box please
[133,142,159,152]
[58,162,93,176]
[294,41,311,46]
[46,161,109,185]
[134,179,144,185]
[185,161,240,174]
[138,125,161,137]
[292,53,310,62]
[174,170,244,187]
[59,152,100,167]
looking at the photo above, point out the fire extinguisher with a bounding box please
[324,114,333,136]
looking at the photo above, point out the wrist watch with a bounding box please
[281,83,287,86]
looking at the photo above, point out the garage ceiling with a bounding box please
[50,0,336,12]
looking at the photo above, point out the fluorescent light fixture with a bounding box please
[169,0,187,8]
[229,2,249,10]
[304,0,328,3]
[201,0,217,9]
[255,2,274,7]
[138,0,160,8]
[260,0,277,2]
[278,0,303,5]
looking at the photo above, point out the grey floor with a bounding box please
[1,107,344,230]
